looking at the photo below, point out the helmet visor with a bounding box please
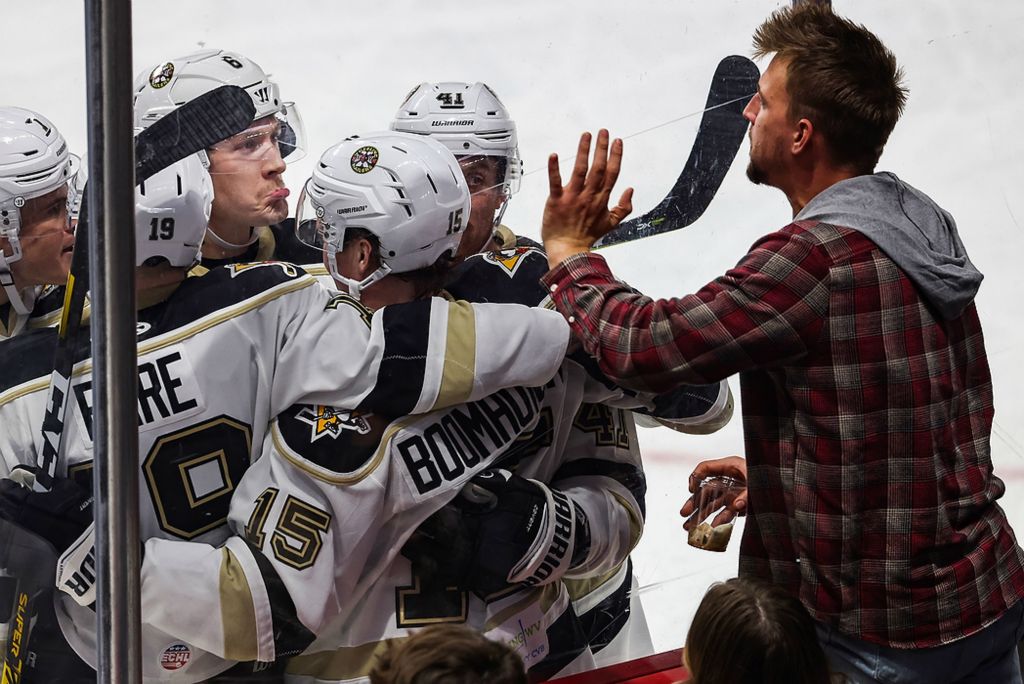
[207,105,306,168]
[294,180,340,252]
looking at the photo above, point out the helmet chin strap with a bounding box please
[325,239,392,302]
[204,224,260,250]
[0,235,30,315]
[492,194,511,230]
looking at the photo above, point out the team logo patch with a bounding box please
[350,146,379,174]
[160,643,191,671]
[482,246,544,278]
[295,405,371,442]
[149,62,175,89]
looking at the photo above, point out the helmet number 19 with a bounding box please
[149,217,176,240]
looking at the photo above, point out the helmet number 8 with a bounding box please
[446,208,463,236]
[149,217,175,240]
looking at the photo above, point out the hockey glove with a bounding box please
[404,469,591,598]
[0,466,97,607]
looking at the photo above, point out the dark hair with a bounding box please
[344,226,456,299]
[752,5,908,173]
[685,578,833,684]
[369,624,527,684]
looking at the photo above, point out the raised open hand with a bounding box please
[542,129,634,267]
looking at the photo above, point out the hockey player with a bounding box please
[0,137,570,681]
[83,134,723,682]
[133,48,324,272]
[0,107,78,339]
[391,82,525,258]
[393,83,730,667]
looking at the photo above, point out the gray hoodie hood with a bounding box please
[795,172,982,320]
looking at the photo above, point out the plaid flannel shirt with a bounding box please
[541,220,1024,648]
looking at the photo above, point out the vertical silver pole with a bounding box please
[83,0,140,682]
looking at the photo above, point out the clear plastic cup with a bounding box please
[684,476,745,552]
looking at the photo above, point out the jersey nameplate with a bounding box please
[395,384,547,499]
[72,343,205,442]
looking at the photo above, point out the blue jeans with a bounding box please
[816,601,1024,684]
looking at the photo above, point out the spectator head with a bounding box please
[684,578,833,684]
[745,4,907,179]
[369,624,526,684]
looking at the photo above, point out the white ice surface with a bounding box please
[4,0,1024,663]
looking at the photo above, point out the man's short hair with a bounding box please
[369,624,526,684]
[753,5,908,173]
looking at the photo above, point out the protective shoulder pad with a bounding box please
[140,261,314,338]
[445,246,549,307]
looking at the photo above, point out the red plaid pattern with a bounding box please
[542,220,1024,648]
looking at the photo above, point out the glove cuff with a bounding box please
[509,485,577,586]
[56,523,97,607]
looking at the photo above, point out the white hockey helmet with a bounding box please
[390,82,522,196]
[0,107,78,314]
[135,154,213,268]
[295,132,471,300]
[132,49,305,161]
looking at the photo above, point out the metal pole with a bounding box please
[83,0,140,682]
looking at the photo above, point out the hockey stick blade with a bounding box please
[135,85,255,181]
[594,55,759,248]
[34,85,256,492]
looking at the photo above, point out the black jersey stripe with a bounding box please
[356,299,431,417]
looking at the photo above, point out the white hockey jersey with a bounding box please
[0,261,569,681]
[139,357,645,683]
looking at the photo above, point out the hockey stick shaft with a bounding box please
[34,85,255,492]
[594,55,760,248]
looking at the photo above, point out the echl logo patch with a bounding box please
[482,246,544,278]
[149,62,175,89]
[160,643,191,671]
[295,405,371,442]
[350,146,379,174]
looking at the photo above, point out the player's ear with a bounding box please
[336,237,377,280]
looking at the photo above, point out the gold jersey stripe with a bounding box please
[434,300,477,409]
[609,490,644,550]
[285,638,398,681]
[564,563,625,603]
[219,548,259,662]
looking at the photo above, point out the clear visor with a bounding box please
[66,154,86,223]
[293,181,338,252]
[206,103,307,168]
[457,155,509,198]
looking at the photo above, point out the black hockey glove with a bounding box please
[0,466,97,607]
[0,466,93,552]
[403,469,591,598]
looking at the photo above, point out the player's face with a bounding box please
[207,115,290,229]
[744,56,792,188]
[457,156,505,259]
[5,185,74,287]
